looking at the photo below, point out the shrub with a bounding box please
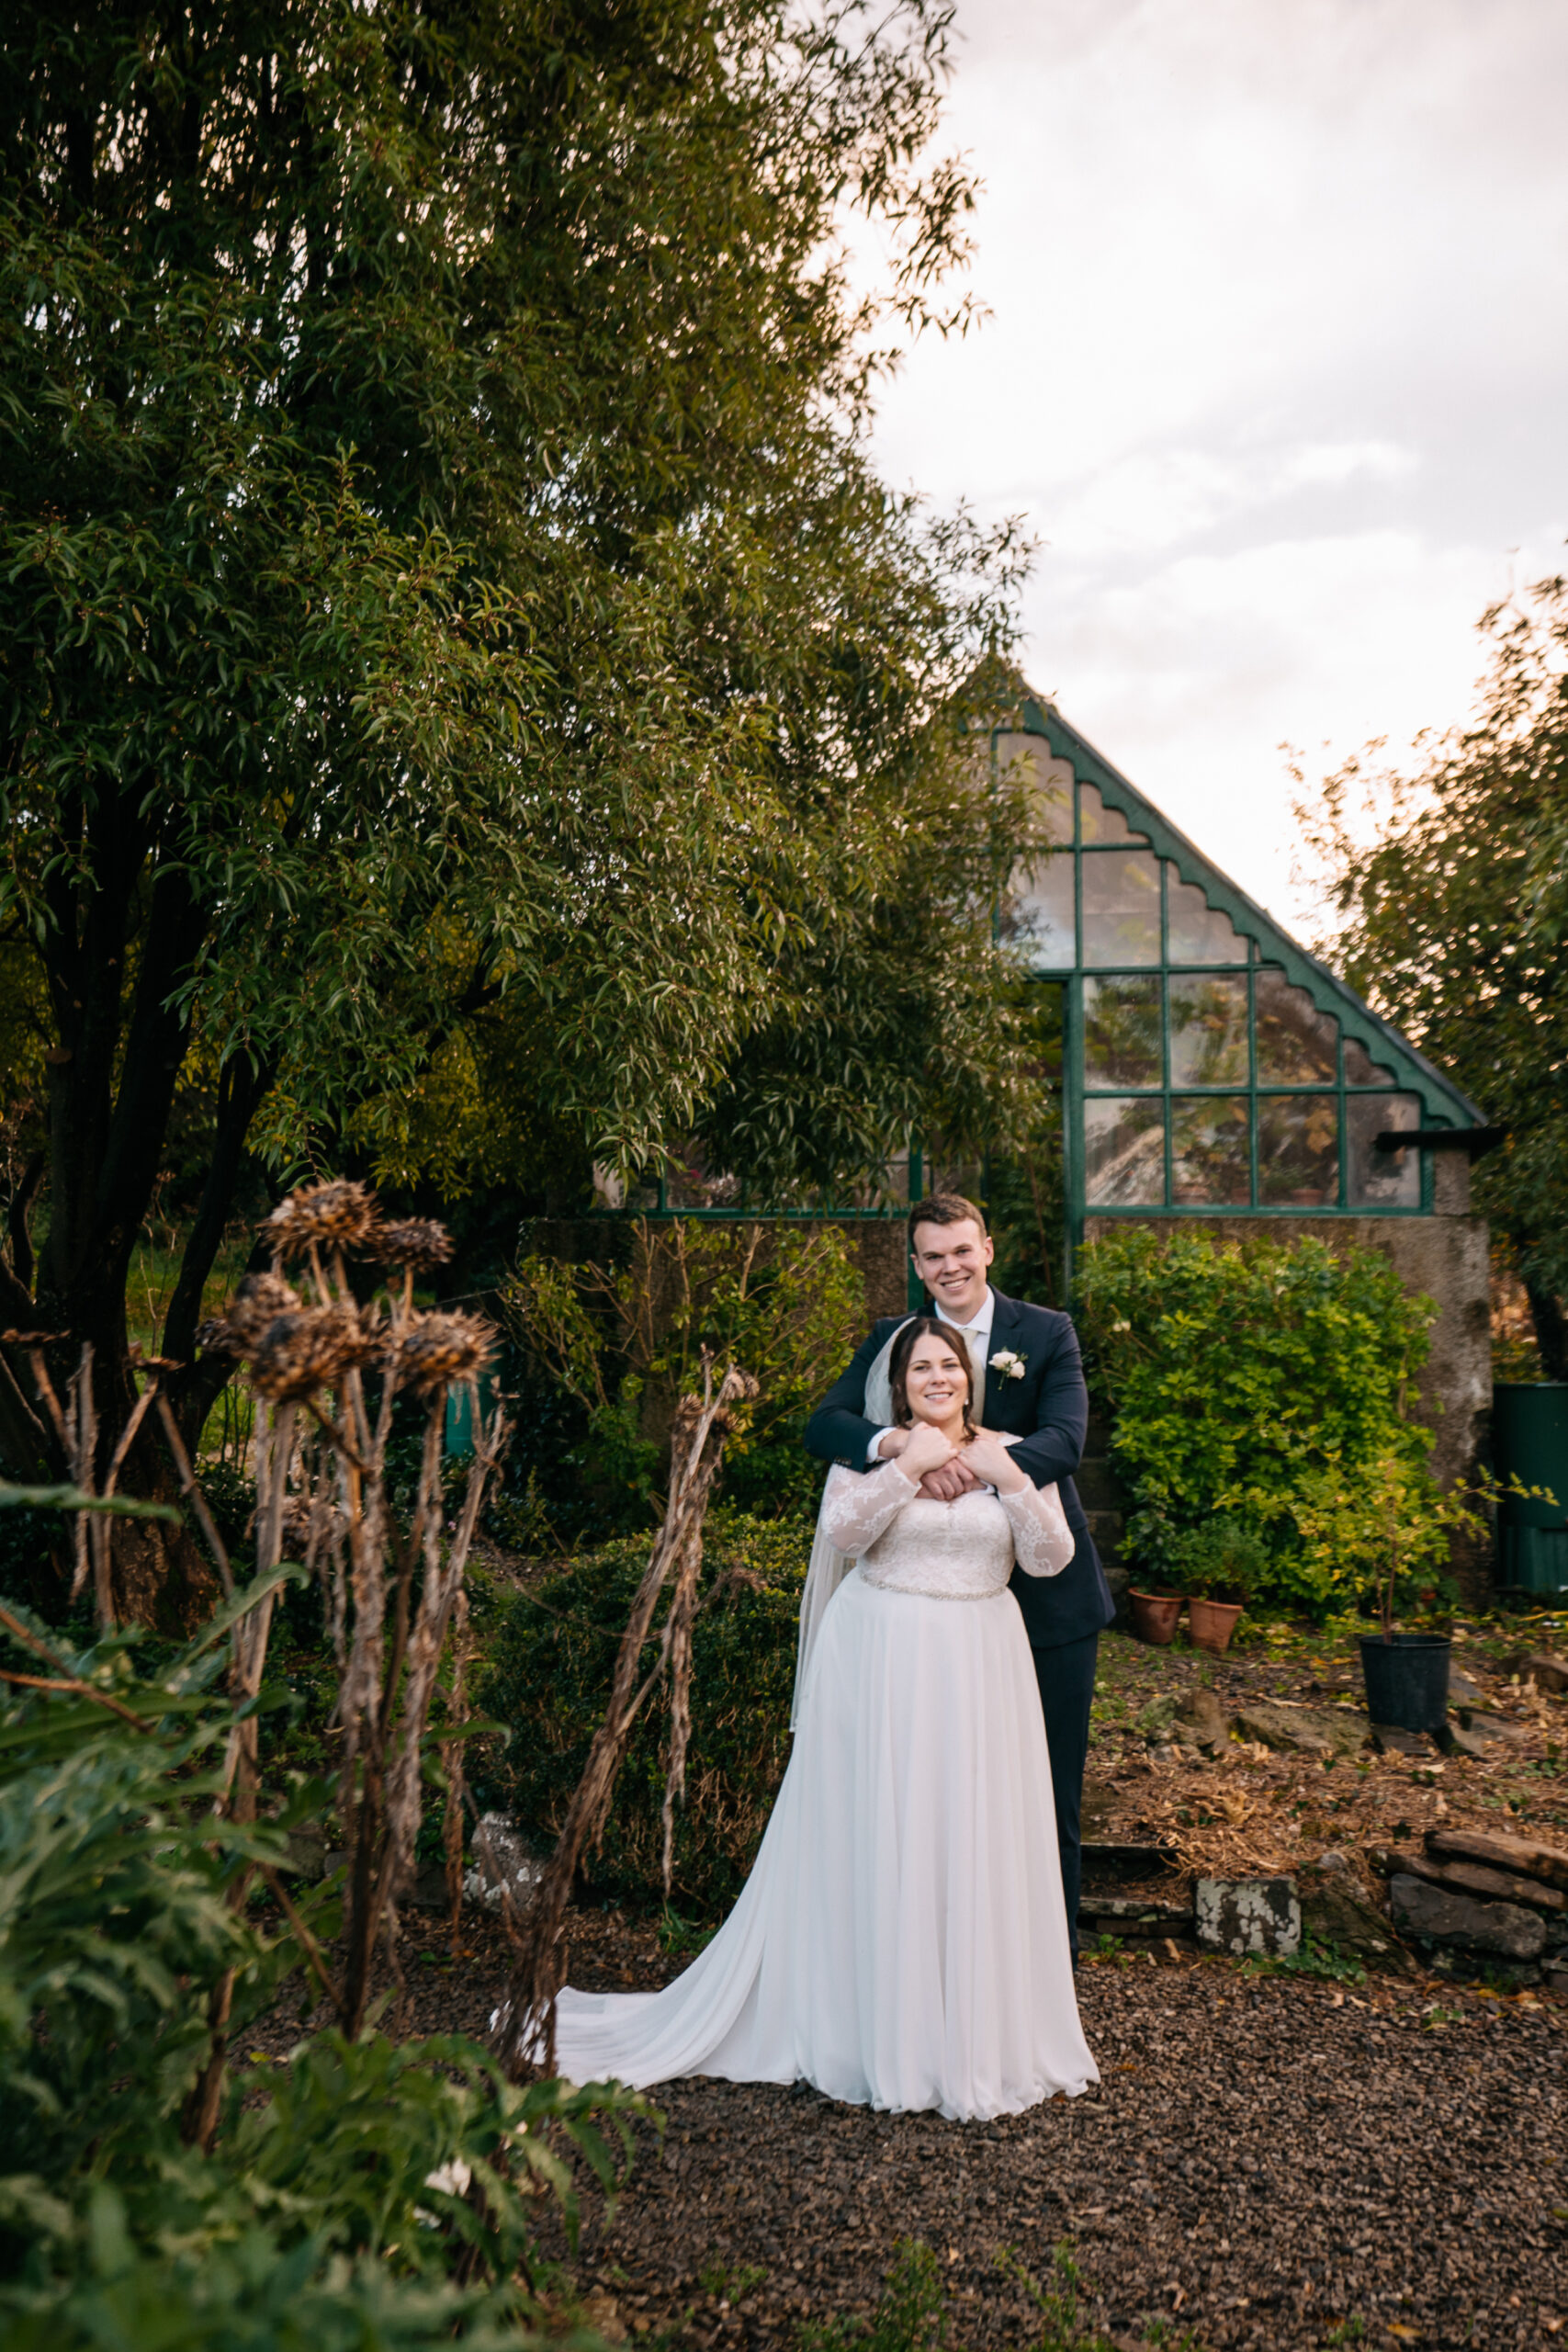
[477,1511,807,1911]
[0,1598,641,2347]
[501,1219,866,1536]
[1163,1518,1266,1603]
[1077,1227,1441,1614]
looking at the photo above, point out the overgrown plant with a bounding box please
[504,1218,864,1521]
[491,1359,756,2077]
[1163,1520,1265,1604]
[479,1512,808,1912]
[201,1181,508,2035]
[1292,1450,1547,1637]
[0,1566,645,2346]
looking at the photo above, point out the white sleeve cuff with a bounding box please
[865,1426,894,1463]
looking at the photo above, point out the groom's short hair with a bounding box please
[908,1192,987,1247]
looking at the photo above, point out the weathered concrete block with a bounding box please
[1389,1873,1547,1961]
[462,1812,544,1914]
[1195,1876,1302,1957]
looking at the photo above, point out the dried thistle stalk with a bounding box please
[490,1358,755,2080]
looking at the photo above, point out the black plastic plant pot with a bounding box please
[1359,1633,1450,1733]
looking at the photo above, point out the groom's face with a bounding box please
[910,1217,994,1323]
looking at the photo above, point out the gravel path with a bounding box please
[265,1914,1567,2351]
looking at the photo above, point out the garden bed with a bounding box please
[1077,1612,1567,1975]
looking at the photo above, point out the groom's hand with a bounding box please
[916,1458,982,1501]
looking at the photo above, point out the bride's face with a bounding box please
[903,1337,970,1427]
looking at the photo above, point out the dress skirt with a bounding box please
[552,1566,1099,2122]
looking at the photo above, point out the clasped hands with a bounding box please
[876,1423,1025,1498]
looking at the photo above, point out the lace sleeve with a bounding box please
[819,1461,919,1556]
[1001,1479,1076,1578]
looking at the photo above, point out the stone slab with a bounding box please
[1195,1875,1302,1957]
[1393,1848,1566,1913]
[1233,1699,1369,1759]
[1389,1873,1547,1961]
[1506,1649,1568,1694]
[1174,1687,1229,1753]
[1080,1894,1193,1935]
[1426,1826,1568,1893]
[1370,1722,1437,1758]
[1297,1863,1414,1973]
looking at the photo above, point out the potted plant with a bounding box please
[1294,1451,1545,1731]
[1168,1520,1264,1656]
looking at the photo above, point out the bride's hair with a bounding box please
[889,1316,976,1436]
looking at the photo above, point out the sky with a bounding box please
[866,0,1568,930]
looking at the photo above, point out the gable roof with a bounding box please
[1013,692,1484,1132]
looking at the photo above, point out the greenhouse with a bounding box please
[994,695,1491,1250]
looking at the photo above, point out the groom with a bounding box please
[804,1193,1114,1960]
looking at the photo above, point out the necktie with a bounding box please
[957,1323,987,1426]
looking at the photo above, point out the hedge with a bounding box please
[477,1512,807,1912]
[1076,1227,1440,1613]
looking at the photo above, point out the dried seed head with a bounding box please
[263,1179,379,1261]
[211,1271,303,1354]
[251,1304,379,1402]
[376,1217,455,1276]
[394,1309,496,1398]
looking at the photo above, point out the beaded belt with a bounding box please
[858,1568,1009,1603]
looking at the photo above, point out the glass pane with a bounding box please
[1078,780,1148,846]
[1347,1093,1421,1207]
[1168,974,1249,1086]
[1081,849,1161,966]
[1344,1035,1397,1086]
[1167,874,1247,963]
[1255,965,1338,1083]
[1170,1095,1251,1204]
[1084,976,1162,1087]
[994,732,1074,844]
[1085,1096,1166,1205]
[1258,1094,1338,1205]
[1006,851,1075,967]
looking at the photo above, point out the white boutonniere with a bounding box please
[988,1349,1027,1382]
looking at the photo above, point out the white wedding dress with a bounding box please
[552,1460,1100,2122]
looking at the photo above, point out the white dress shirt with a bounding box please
[865,1287,997,1461]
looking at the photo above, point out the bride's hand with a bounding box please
[896,1421,959,1481]
[957,1430,1027,1494]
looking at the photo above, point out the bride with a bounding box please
[552,1316,1099,2121]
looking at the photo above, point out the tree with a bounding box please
[0,0,1040,1602]
[1296,573,1568,1371]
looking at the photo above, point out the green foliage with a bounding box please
[1238,1933,1368,1987]
[1163,1519,1265,1603]
[477,1513,807,1909]
[0,1601,645,2347]
[1296,574,1568,1369]
[0,0,1044,1502]
[1077,1228,1441,1614]
[503,1221,867,1532]
[801,2241,953,2352]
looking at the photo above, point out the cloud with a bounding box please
[863,0,1568,921]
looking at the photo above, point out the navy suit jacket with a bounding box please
[803,1290,1115,1650]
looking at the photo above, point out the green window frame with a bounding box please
[991,705,1484,1253]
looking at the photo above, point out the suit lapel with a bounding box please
[986,1293,1037,1431]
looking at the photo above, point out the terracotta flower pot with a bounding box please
[1129,1589,1183,1645]
[1188,1596,1244,1657]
